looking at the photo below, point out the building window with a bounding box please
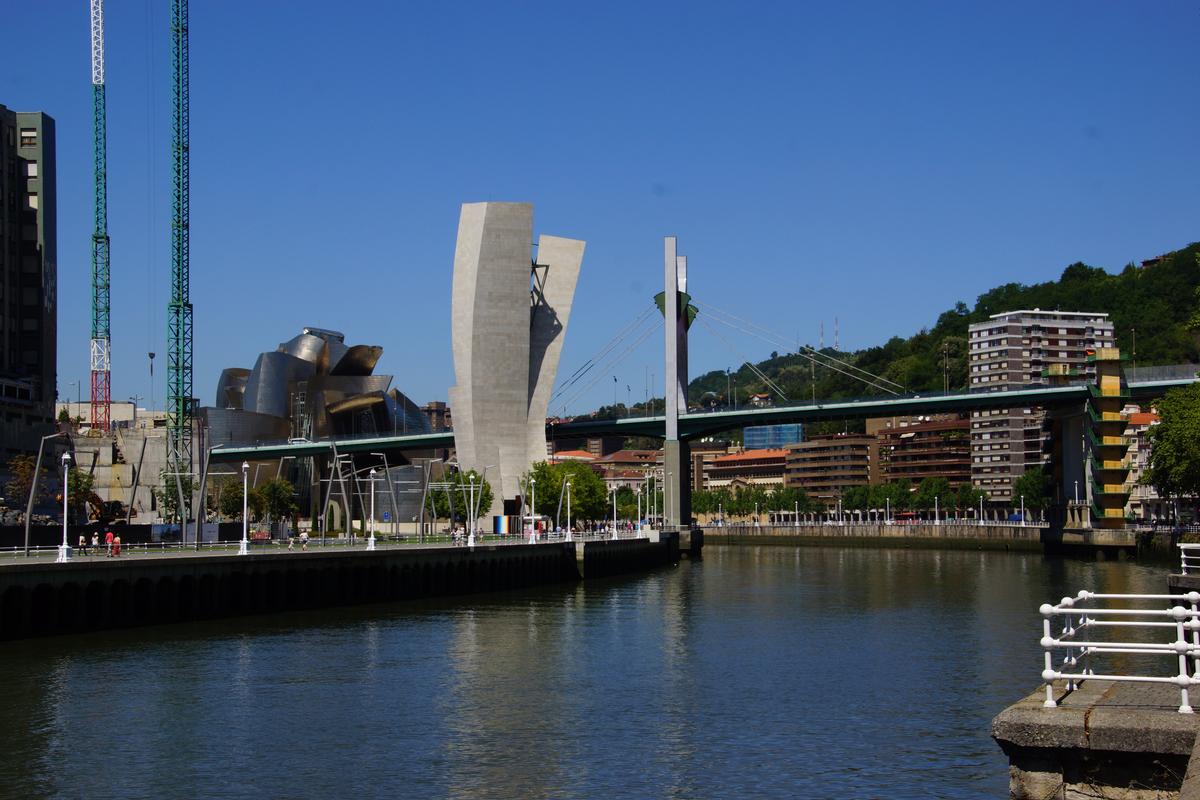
[19,129,36,148]
[25,161,37,179]
[25,193,37,210]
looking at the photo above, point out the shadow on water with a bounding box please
[0,547,1168,799]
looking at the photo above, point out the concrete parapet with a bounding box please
[0,536,680,640]
[704,523,1043,552]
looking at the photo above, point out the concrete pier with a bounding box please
[0,535,679,640]
[992,681,1200,799]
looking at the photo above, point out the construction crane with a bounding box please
[89,0,111,433]
[166,0,193,515]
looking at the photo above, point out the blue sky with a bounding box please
[5,1,1198,414]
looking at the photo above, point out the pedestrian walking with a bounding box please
[104,529,114,557]
[78,534,88,556]
[91,532,100,553]
[300,531,309,551]
[112,534,121,557]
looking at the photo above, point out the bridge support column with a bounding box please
[663,440,691,530]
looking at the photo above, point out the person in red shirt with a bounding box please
[104,530,114,557]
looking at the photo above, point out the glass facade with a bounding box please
[743,424,804,450]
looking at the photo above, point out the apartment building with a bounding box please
[784,434,877,504]
[967,310,1114,502]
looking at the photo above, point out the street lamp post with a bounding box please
[978,493,984,527]
[367,468,378,551]
[529,477,537,543]
[934,495,939,526]
[565,481,572,542]
[25,431,65,556]
[718,501,723,527]
[467,473,476,548]
[637,485,642,534]
[57,452,72,562]
[611,488,617,540]
[794,500,799,529]
[1074,480,1079,505]
[1020,495,1026,526]
[754,501,759,528]
[239,462,250,555]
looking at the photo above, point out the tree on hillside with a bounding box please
[155,470,197,523]
[1145,383,1200,501]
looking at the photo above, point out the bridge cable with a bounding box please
[555,319,663,414]
[551,307,656,403]
[695,316,790,402]
[701,303,903,393]
[701,311,901,396]
[696,301,904,392]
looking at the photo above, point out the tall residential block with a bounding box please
[0,105,56,459]
[967,310,1113,502]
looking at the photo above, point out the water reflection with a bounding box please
[0,547,1168,799]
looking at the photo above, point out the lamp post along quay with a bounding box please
[239,461,250,555]
[467,473,476,548]
[566,481,572,542]
[57,452,73,563]
[367,468,377,551]
[529,477,537,544]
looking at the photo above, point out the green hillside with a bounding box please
[687,243,1200,409]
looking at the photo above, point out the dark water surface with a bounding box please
[0,546,1166,799]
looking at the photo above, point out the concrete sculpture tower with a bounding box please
[449,202,585,516]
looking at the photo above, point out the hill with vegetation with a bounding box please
[682,242,1200,414]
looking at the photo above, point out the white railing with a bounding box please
[1040,590,1200,714]
[0,527,646,561]
[1179,544,1200,575]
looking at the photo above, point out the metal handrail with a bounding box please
[1179,544,1200,575]
[1040,590,1200,714]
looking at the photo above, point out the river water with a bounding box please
[0,545,1168,799]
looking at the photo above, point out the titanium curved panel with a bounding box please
[215,368,251,409]
[330,344,383,376]
[306,374,393,438]
[242,352,316,418]
[278,333,326,366]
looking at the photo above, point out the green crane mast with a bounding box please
[167,0,193,515]
[89,0,111,432]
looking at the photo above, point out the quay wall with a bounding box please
[0,534,679,640]
[703,523,1043,552]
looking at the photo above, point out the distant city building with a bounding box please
[690,439,732,491]
[876,417,971,487]
[707,448,788,490]
[0,105,56,459]
[1123,409,1164,520]
[743,424,803,450]
[967,310,1114,502]
[785,434,877,504]
[594,449,661,483]
[549,449,595,463]
[548,434,624,458]
[421,401,452,432]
